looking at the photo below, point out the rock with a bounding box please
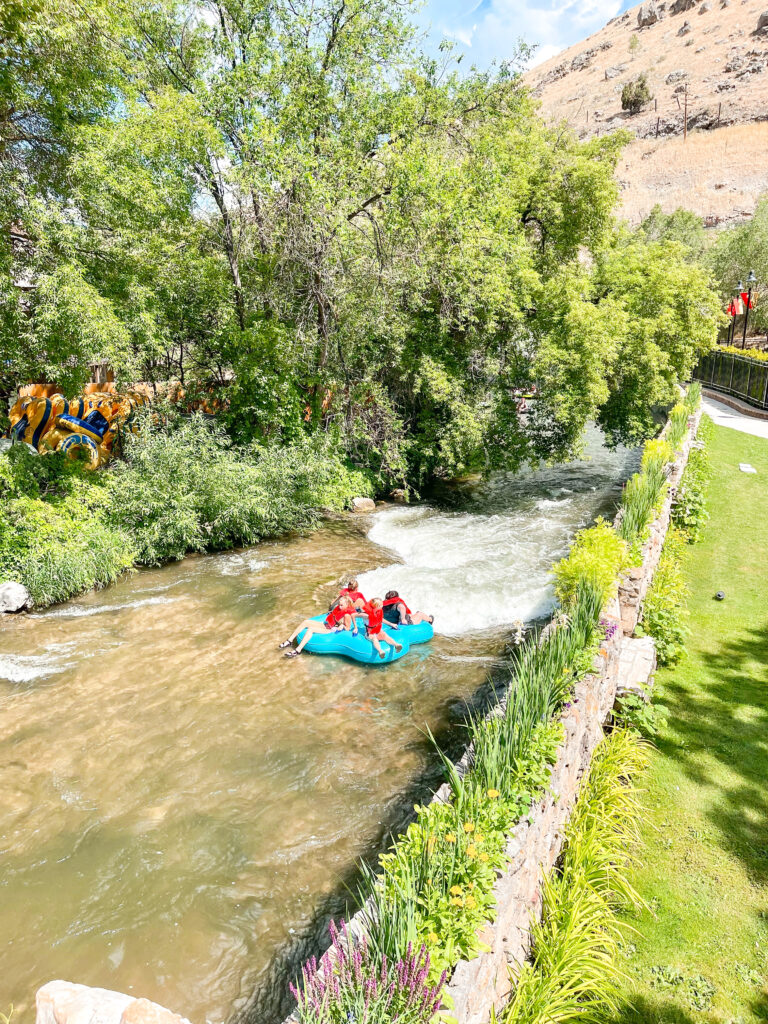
[699,1,711,10]
[716,78,736,88]
[36,982,191,1024]
[615,635,657,701]
[670,0,697,13]
[638,0,661,25]
[678,18,692,31]
[351,497,375,513]
[0,581,32,613]
[666,68,689,82]
[758,10,768,31]
[390,489,407,503]
[604,64,627,78]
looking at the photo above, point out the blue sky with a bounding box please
[416,0,634,68]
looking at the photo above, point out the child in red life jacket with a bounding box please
[383,591,434,627]
[279,596,356,658]
[364,598,403,659]
[336,578,367,611]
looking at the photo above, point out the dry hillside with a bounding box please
[526,0,768,224]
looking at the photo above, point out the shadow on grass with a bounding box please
[613,993,701,1024]
[654,617,768,886]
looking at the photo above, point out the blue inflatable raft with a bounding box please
[297,614,433,665]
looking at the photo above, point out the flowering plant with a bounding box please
[291,921,446,1023]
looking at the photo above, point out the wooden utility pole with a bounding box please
[656,116,660,137]
[684,87,688,140]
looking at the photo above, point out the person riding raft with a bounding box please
[279,595,356,657]
[382,591,434,627]
[363,597,403,660]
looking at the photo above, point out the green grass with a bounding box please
[613,423,768,1024]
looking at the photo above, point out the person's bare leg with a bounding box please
[295,622,330,653]
[286,618,313,643]
[409,611,432,624]
[370,635,385,658]
[380,629,403,652]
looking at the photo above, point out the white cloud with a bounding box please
[417,0,631,69]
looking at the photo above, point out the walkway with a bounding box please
[702,395,768,439]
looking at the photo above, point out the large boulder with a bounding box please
[351,496,375,513]
[670,0,697,14]
[757,10,768,31]
[0,581,32,613]
[637,0,661,25]
[36,982,191,1024]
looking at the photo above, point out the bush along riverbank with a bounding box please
[0,413,374,608]
[284,385,704,1024]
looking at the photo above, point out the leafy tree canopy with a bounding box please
[1,0,722,485]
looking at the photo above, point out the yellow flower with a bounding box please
[445,832,456,844]
[487,789,500,799]
[465,894,477,909]
[479,852,489,863]
[428,932,439,943]
[474,833,484,843]
[450,896,463,907]
[467,882,475,890]
[464,822,475,834]
[466,844,477,858]
[450,885,463,896]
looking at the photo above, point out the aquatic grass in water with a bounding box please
[291,920,446,1024]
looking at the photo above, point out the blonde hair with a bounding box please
[369,597,383,609]
[338,595,353,609]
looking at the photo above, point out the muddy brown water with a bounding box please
[0,430,638,1023]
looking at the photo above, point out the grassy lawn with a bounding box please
[613,421,768,1024]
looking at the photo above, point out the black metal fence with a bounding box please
[694,349,768,411]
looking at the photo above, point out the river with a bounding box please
[0,428,638,1023]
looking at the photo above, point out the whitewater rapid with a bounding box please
[359,427,638,636]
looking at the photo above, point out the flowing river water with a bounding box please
[0,428,638,1024]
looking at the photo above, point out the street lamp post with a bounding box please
[741,270,757,349]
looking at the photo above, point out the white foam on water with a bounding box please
[359,428,638,637]
[215,553,269,576]
[41,596,178,619]
[0,646,74,684]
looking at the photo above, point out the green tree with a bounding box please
[708,194,768,335]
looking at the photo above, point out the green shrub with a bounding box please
[0,477,136,606]
[621,74,653,113]
[500,729,648,1024]
[107,413,373,564]
[641,438,673,469]
[637,526,689,665]
[672,415,712,542]
[553,518,629,609]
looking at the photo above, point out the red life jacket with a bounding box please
[366,605,384,633]
[341,588,365,603]
[383,597,411,615]
[326,604,352,628]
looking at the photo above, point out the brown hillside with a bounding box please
[525,0,768,224]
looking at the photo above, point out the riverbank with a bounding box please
[0,418,373,610]
[613,422,768,1023]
